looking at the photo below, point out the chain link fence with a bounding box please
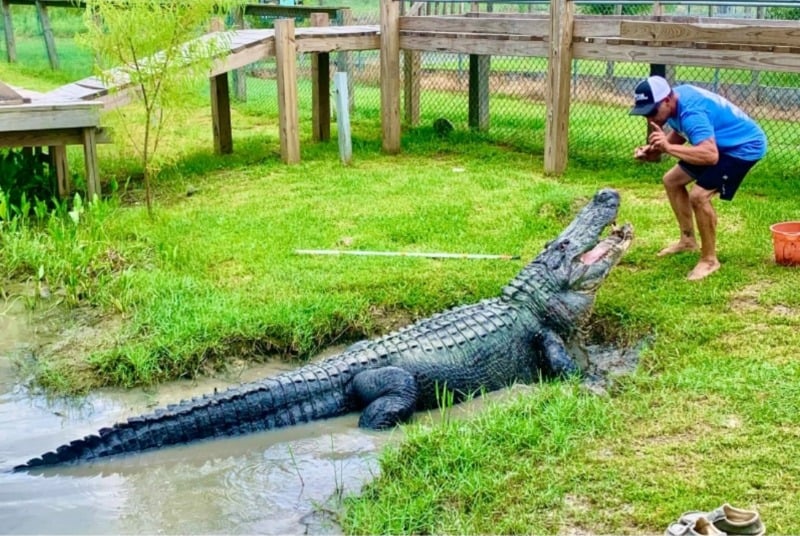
[231,0,799,167]
[2,1,797,166]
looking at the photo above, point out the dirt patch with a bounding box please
[730,281,799,318]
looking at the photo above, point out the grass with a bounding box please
[3,26,800,535]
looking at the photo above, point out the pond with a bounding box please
[0,299,388,535]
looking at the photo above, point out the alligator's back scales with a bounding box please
[13,188,633,471]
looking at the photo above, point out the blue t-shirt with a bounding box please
[667,85,767,161]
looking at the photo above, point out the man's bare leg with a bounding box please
[686,185,721,280]
[658,165,699,256]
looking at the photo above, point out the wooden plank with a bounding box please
[380,0,401,154]
[401,16,550,36]
[311,12,330,143]
[274,19,300,164]
[211,40,276,76]
[544,0,574,176]
[401,34,549,57]
[35,0,59,70]
[82,126,100,200]
[620,20,800,47]
[295,34,380,53]
[0,126,110,146]
[574,19,621,39]
[573,41,800,73]
[0,80,26,104]
[210,73,232,154]
[1,0,16,62]
[0,102,100,131]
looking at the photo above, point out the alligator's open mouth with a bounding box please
[580,223,634,265]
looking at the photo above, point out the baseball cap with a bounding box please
[630,76,671,116]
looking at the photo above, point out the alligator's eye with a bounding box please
[559,240,570,250]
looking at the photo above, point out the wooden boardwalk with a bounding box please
[43,25,381,108]
[0,23,380,199]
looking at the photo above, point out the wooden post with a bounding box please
[380,0,400,154]
[544,0,574,175]
[82,127,100,200]
[468,54,490,131]
[334,72,352,164]
[210,73,233,154]
[311,12,331,142]
[1,0,16,63]
[275,18,300,164]
[35,0,59,70]
[403,48,420,127]
[50,145,70,197]
[335,8,354,111]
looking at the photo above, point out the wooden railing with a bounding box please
[0,1,349,69]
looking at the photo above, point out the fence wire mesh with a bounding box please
[230,0,800,167]
[2,1,797,166]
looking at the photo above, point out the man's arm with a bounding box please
[648,122,718,165]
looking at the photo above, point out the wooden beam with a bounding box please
[573,41,800,73]
[0,126,110,146]
[544,0,574,176]
[620,20,800,48]
[274,18,300,164]
[311,12,331,143]
[468,54,490,131]
[400,15,551,36]
[210,73,233,155]
[401,35,548,57]
[0,102,100,132]
[1,0,16,62]
[82,126,100,200]
[50,144,70,197]
[35,0,59,69]
[380,0,401,154]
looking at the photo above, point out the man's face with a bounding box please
[645,96,671,126]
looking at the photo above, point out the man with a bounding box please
[630,76,767,281]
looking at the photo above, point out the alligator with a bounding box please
[14,188,633,471]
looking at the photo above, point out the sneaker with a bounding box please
[680,504,765,536]
[666,517,726,536]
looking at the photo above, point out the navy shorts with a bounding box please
[678,154,759,201]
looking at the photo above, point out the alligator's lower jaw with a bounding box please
[580,224,633,264]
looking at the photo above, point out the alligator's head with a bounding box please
[503,188,633,334]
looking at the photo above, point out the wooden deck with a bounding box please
[0,99,103,199]
[43,25,381,109]
[1,23,380,198]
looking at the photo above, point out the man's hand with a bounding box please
[634,144,660,161]
[647,122,670,152]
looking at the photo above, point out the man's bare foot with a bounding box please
[657,241,699,257]
[687,259,721,281]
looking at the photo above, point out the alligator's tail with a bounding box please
[13,362,355,472]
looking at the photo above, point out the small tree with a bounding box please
[79,0,233,214]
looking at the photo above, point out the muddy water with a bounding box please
[0,301,390,535]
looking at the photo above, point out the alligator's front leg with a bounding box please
[538,329,582,378]
[352,366,419,429]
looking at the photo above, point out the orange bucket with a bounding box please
[770,222,800,266]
